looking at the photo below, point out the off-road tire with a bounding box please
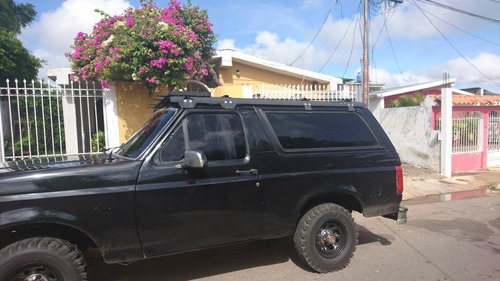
[294,203,358,273]
[0,237,87,281]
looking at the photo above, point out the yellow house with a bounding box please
[209,49,343,98]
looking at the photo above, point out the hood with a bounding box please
[0,154,143,197]
[0,154,112,174]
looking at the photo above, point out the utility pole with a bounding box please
[363,0,403,106]
[363,0,369,106]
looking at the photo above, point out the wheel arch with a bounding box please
[298,190,364,220]
[0,222,99,252]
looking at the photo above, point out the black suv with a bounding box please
[0,92,405,280]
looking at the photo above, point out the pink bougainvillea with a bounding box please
[67,0,216,93]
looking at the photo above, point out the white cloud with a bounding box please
[371,53,500,91]
[254,31,279,47]
[217,39,236,50]
[317,14,363,64]
[300,0,325,9]
[219,31,332,69]
[424,52,500,87]
[21,0,132,77]
[370,0,500,40]
[217,10,365,70]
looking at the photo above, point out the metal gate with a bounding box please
[488,111,500,167]
[0,79,106,163]
[435,112,481,154]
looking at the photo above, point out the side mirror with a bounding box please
[182,150,207,169]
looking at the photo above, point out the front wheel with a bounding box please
[0,237,87,281]
[294,203,358,273]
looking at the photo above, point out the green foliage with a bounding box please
[67,0,216,94]
[0,0,36,33]
[392,93,425,107]
[0,1,43,82]
[91,130,105,152]
[3,82,65,158]
[0,29,44,81]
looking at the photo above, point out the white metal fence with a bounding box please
[488,112,500,152]
[256,84,362,102]
[0,79,106,162]
[435,112,481,154]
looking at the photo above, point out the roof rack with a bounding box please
[153,91,364,111]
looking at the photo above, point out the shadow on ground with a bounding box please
[358,225,393,246]
[86,224,392,280]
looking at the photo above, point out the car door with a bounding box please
[135,110,263,257]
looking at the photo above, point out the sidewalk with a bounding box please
[402,164,500,201]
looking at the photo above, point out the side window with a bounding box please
[159,125,186,162]
[159,113,247,162]
[265,112,378,150]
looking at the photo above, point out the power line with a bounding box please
[342,9,361,78]
[411,0,500,87]
[289,1,338,66]
[415,0,500,25]
[319,1,362,73]
[414,3,500,47]
[384,19,406,82]
[371,10,396,84]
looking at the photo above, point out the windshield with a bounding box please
[116,108,177,158]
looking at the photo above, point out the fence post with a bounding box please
[0,95,4,163]
[62,82,79,154]
[480,112,487,169]
[440,87,452,177]
[103,85,120,148]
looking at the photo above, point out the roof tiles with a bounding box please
[432,94,500,105]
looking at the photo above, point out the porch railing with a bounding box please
[256,84,362,102]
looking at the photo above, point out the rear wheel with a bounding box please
[0,237,87,281]
[294,203,358,273]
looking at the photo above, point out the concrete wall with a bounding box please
[369,96,384,120]
[114,81,169,143]
[452,153,483,173]
[379,106,440,171]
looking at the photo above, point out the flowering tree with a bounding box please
[67,0,216,93]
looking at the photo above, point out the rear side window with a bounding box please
[160,113,247,162]
[265,112,378,150]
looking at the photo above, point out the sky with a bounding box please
[17,0,500,92]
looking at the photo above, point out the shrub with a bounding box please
[67,0,216,94]
[393,93,425,107]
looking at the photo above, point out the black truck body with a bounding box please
[0,93,404,279]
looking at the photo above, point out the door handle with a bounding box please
[236,169,258,175]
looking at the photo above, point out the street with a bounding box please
[87,194,500,281]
